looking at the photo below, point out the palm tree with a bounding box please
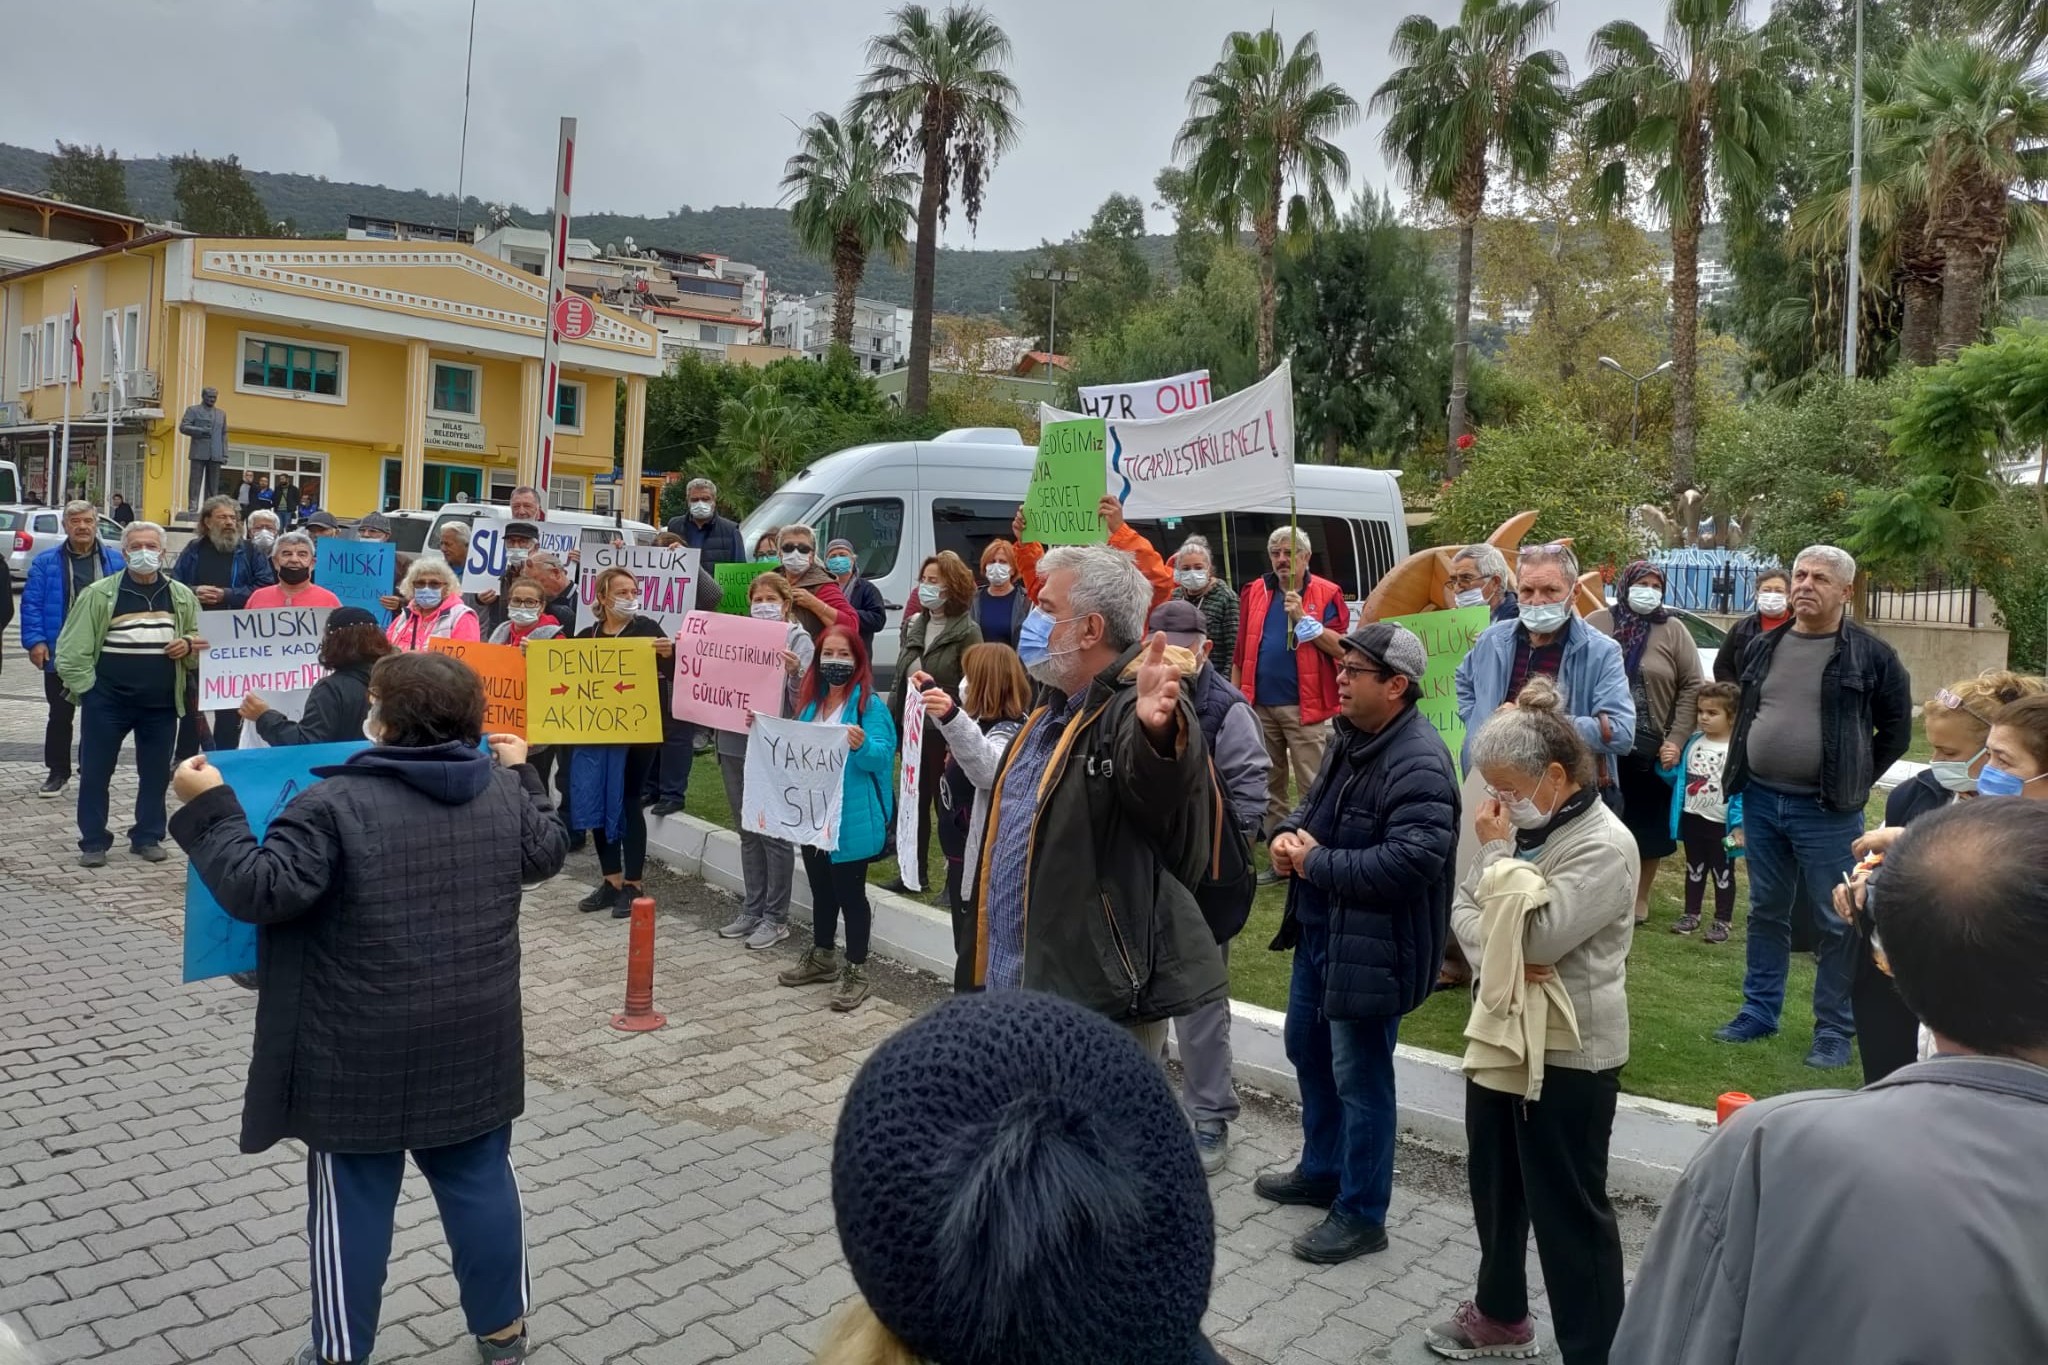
[1581,0,1801,489]
[851,5,1021,414]
[709,386,814,510]
[780,114,918,353]
[1372,0,1570,476]
[1175,27,1359,374]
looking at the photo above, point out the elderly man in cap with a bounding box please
[476,520,544,638]
[1260,621,1461,1264]
[1149,598,1269,1174]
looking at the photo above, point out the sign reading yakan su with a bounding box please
[197,607,331,708]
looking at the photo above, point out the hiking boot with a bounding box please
[611,885,645,919]
[38,775,67,798]
[718,912,762,940]
[1805,1032,1853,1070]
[1424,1301,1539,1359]
[1704,920,1731,944]
[1673,913,1701,935]
[1253,1168,1337,1209]
[79,849,108,868]
[830,962,871,1012]
[1714,1013,1778,1044]
[475,1326,529,1362]
[778,946,841,987]
[577,883,618,913]
[745,919,791,951]
[132,843,168,863]
[1194,1121,1229,1177]
[1291,1210,1389,1264]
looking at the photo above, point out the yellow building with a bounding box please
[0,233,662,523]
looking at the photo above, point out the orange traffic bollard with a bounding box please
[1716,1092,1754,1125]
[610,896,667,1033]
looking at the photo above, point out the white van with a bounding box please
[740,428,1409,682]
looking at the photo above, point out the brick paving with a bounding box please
[0,613,1649,1364]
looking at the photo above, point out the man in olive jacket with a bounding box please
[973,543,1225,1045]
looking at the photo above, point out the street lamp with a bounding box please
[1598,356,1673,449]
[1030,268,1078,355]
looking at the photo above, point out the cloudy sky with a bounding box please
[6,0,1648,249]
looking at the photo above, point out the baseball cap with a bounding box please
[1340,621,1428,682]
[1146,599,1208,648]
[304,510,340,530]
[355,512,391,536]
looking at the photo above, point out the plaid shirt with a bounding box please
[982,688,1087,991]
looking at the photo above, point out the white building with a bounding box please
[769,293,911,374]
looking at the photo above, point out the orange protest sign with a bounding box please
[427,637,528,738]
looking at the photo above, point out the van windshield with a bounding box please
[740,491,819,552]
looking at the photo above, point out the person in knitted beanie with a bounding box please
[822,990,1224,1365]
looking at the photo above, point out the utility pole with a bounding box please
[1030,268,1078,354]
[1843,0,1866,378]
[1599,356,1673,449]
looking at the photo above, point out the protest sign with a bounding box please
[575,544,699,634]
[671,611,789,733]
[427,637,528,737]
[1382,605,1491,758]
[1024,418,1108,545]
[237,690,309,750]
[740,714,849,851]
[197,607,331,708]
[1077,369,1212,421]
[183,740,367,981]
[714,560,778,614]
[895,681,927,890]
[1040,359,1296,519]
[461,520,509,594]
[525,637,664,745]
[536,525,578,561]
[317,538,395,626]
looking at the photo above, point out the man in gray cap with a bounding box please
[179,386,229,514]
[1258,621,1462,1265]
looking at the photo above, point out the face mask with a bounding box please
[818,659,856,688]
[1176,568,1209,592]
[509,605,542,626]
[986,562,1013,585]
[689,500,714,521]
[1454,588,1487,609]
[1929,749,1985,793]
[782,550,812,575]
[1519,601,1571,635]
[1757,591,1789,616]
[1017,607,1081,670]
[412,587,443,610]
[506,549,530,568]
[1504,777,1559,830]
[1627,586,1665,615]
[125,547,162,575]
[757,553,778,565]
[750,601,783,621]
[1977,763,2048,798]
[918,583,942,609]
[362,703,384,745]
[252,531,276,552]
[826,554,854,576]
[610,596,639,618]
[278,564,311,585]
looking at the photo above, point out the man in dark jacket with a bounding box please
[666,476,745,566]
[1259,622,1461,1264]
[1717,545,1913,1070]
[973,543,1225,1042]
[169,651,566,1365]
[175,494,276,754]
[20,502,125,797]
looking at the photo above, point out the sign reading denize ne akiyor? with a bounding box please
[197,607,331,708]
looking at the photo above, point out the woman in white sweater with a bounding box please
[1424,676,1637,1365]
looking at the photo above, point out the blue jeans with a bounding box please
[1738,783,1862,1039]
[77,690,177,854]
[1284,924,1401,1225]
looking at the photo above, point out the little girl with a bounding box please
[1661,681,1744,942]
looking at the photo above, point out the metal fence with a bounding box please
[1863,571,1985,627]
[1647,551,1781,615]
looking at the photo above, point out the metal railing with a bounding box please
[1863,571,1984,627]
[1647,551,1780,615]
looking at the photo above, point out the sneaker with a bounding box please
[778,946,841,987]
[475,1327,529,1362]
[1714,1013,1778,1044]
[1805,1032,1853,1070]
[132,843,168,863]
[1194,1121,1229,1177]
[286,1344,359,1365]
[1424,1301,1539,1360]
[1252,1168,1337,1209]
[1704,920,1731,944]
[650,799,685,818]
[1256,867,1282,887]
[38,775,67,798]
[577,883,618,913]
[79,849,108,868]
[745,919,792,951]
[718,912,763,940]
[611,885,645,919]
[830,962,871,1012]
[1672,913,1701,935]
[1291,1210,1389,1264]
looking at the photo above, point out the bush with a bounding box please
[1435,407,1652,573]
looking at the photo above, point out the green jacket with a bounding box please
[55,571,204,714]
[894,607,982,734]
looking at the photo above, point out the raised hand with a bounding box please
[1097,495,1126,535]
[1133,631,1182,741]
[172,754,224,802]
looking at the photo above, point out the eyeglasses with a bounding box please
[1448,573,1487,590]
[1336,662,1388,681]
[1935,688,1996,726]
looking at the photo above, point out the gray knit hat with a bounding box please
[1341,620,1429,682]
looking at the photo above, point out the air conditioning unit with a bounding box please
[0,400,21,426]
[89,391,110,415]
[126,369,160,401]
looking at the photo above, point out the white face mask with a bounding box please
[1454,587,1487,609]
[986,563,1013,586]
[1503,777,1560,830]
[1519,601,1571,635]
[252,531,276,553]
[1176,568,1209,592]
[509,605,542,626]
[610,596,639,618]
[1627,586,1665,615]
[1757,591,1789,616]
[918,583,942,609]
[781,550,812,576]
[125,548,162,575]
[362,702,384,745]
[689,500,714,521]
[749,601,783,621]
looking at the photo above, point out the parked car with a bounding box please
[4,504,124,584]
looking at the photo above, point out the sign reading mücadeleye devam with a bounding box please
[576,544,700,635]
[197,607,331,708]
[1040,360,1294,520]
[1076,369,1212,421]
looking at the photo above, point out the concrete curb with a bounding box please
[647,810,1712,1200]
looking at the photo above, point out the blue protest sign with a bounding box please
[182,740,369,982]
[317,538,395,627]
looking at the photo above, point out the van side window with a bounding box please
[817,498,904,579]
[933,498,1020,572]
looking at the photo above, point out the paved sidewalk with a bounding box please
[0,634,1648,1365]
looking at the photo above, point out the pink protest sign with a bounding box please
[670,610,790,733]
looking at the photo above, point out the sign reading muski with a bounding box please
[197,607,331,708]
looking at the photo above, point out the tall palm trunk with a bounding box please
[1898,274,1941,366]
[1669,211,1701,492]
[1447,215,1476,478]
[1254,207,1278,373]
[905,131,947,413]
[1935,248,1989,358]
[831,231,864,350]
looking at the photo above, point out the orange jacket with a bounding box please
[1017,524,1174,613]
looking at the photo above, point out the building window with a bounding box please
[15,329,31,392]
[42,318,60,383]
[699,324,720,343]
[226,446,328,516]
[815,497,904,579]
[488,470,518,504]
[554,380,584,432]
[430,361,480,418]
[238,332,346,403]
[548,475,585,511]
[380,458,482,512]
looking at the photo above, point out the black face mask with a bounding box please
[278,564,311,585]
[819,660,856,689]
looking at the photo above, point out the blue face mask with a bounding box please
[1017,607,1068,667]
[412,587,444,610]
[826,554,854,576]
[1977,763,2047,798]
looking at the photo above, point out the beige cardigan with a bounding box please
[1463,859,1582,1101]
[1586,609,1704,749]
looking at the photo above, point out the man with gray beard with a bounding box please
[173,494,274,754]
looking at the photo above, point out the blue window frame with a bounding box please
[242,339,340,396]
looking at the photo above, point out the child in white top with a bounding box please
[1661,682,1743,942]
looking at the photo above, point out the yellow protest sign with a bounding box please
[525,638,664,745]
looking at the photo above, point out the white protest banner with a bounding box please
[237,690,310,750]
[461,521,509,594]
[1076,369,1212,421]
[1040,359,1295,520]
[197,607,331,709]
[895,680,927,891]
[671,610,790,733]
[576,544,699,634]
[740,714,849,852]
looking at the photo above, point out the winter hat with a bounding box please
[324,607,380,634]
[831,990,1218,1365]
[1340,621,1429,683]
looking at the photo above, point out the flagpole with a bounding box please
[106,324,123,504]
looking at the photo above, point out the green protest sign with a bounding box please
[1024,418,1108,545]
[714,560,778,614]
[1382,605,1492,759]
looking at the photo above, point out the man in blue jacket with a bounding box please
[21,501,125,797]
[1260,622,1460,1265]
[173,494,275,754]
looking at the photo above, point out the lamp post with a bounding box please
[1598,356,1673,449]
[1030,268,1078,354]
[1843,0,1866,378]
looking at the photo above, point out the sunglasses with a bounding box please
[779,541,813,554]
[1934,688,1996,727]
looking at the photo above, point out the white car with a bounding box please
[4,504,125,583]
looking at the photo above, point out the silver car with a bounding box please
[4,504,125,582]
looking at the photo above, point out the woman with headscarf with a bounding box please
[1588,561,1703,925]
